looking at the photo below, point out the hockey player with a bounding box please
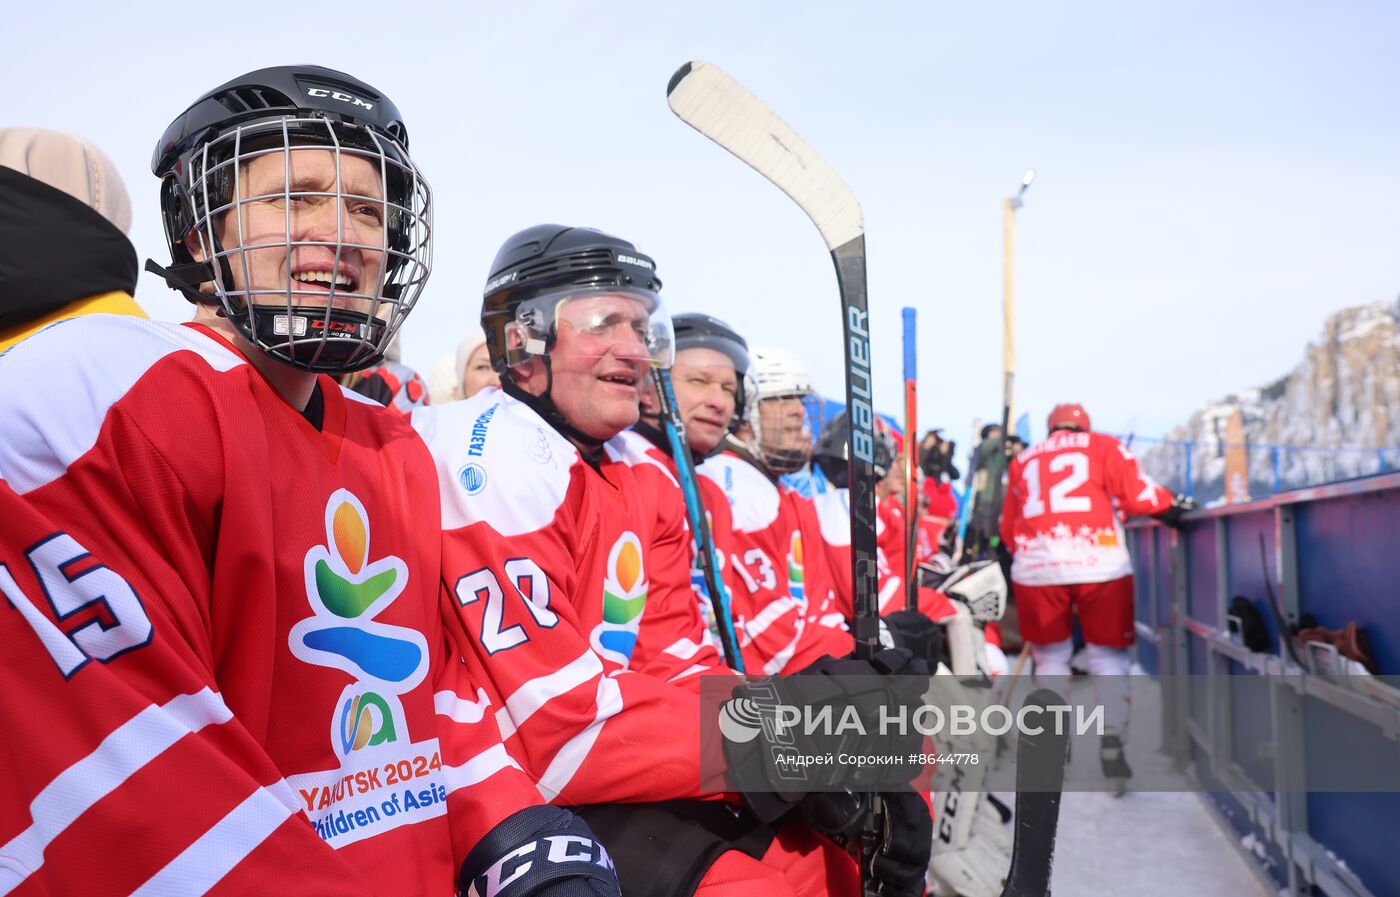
[1000,402,1186,789]
[807,414,1018,897]
[0,67,617,896]
[627,312,749,646]
[696,345,858,674]
[415,226,929,897]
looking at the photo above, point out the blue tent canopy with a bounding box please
[802,394,904,442]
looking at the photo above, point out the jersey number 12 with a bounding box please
[1021,452,1092,519]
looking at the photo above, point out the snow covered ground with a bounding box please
[1049,790,1271,896]
[993,665,1274,896]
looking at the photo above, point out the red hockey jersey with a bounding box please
[1000,429,1173,586]
[613,430,745,664]
[0,316,535,896]
[697,452,851,675]
[414,390,731,808]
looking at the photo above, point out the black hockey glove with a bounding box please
[459,805,620,897]
[1152,493,1197,529]
[798,788,933,897]
[865,789,933,897]
[796,788,870,842]
[880,610,946,667]
[720,649,929,822]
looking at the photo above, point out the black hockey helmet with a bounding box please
[814,410,894,488]
[150,65,432,373]
[481,224,672,374]
[672,312,751,428]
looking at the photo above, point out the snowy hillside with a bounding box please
[1142,298,1400,502]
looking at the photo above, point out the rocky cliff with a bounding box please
[1141,299,1400,502]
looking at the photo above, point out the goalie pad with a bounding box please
[939,560,1007,623]
[943,602,988,679]
[927,798,1015,897]
[923,669,1013,897]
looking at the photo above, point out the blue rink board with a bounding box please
[1132,472,1400,897]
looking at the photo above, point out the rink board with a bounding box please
[1126,471,1400,897]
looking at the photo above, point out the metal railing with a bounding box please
[1120,434,1400,502]
[1126,471,1400,897]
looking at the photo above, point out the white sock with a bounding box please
[1085,643,1132,737]
[1029,637,1073,677]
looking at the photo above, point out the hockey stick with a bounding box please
[954,418,981,560]
[902,307,918,611]
[667,59,883,896]
[1000,687,1069,897]
[653,364,746,673]
[997,192,1016,499]
[667,60,880,659]
[1259,533,1302,667]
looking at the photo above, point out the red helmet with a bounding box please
[1047,403,1091,433]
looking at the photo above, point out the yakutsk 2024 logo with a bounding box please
[288,490,443,845]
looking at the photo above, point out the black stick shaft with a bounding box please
[1000,687,1069,897]
[833,237,884,897]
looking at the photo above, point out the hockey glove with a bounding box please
[879,610,946,666]
[720,649,929,822]
[1152,493,1197,528]
[790,649,931,790]
[796,788,870,842]
[866,789,934,897]
[459,805,620,897]
[800,790,934,897]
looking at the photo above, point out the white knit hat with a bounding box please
[426,328,491,404]
[454,327,489,385]
[0,127,132,234]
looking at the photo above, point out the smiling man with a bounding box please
[0,67,617,897]
[413,227,932,897]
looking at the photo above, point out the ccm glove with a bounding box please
[459,805,620,897]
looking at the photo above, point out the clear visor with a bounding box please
[514,286,675,369]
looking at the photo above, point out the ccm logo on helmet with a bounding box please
[305,87,375,111]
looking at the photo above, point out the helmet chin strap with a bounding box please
[144,258,217,306]
[723,433,786,484]
[501,356,608,461]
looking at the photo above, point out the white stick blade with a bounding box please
[667,60,863,251]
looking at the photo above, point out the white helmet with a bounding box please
[751,346,813,400]
[741,346,814,474]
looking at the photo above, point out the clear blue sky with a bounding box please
[9,0,1398,444]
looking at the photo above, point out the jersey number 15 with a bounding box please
[1,533,152,678]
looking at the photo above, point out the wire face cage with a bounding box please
[179,116,432,373]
